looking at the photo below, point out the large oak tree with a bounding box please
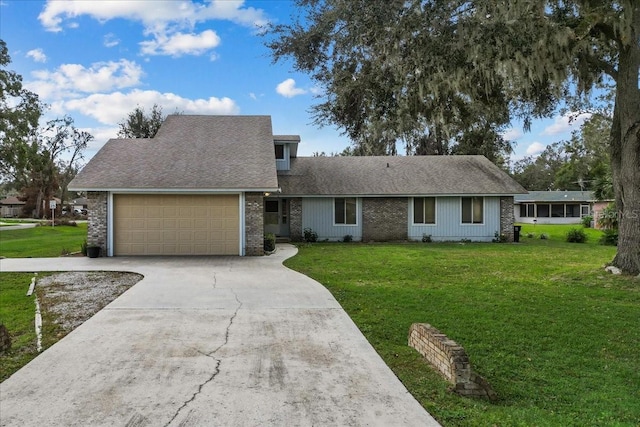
[268,0,639,274]
[0,39,42,187]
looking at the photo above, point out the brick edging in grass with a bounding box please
[409,323,497,401]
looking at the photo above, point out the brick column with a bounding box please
[500,196,515,242]
[87,191,108,256]
[244,192,264,256]
[362,197,408,242]
[289,197,303,241]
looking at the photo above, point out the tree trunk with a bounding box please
[610,27,640,275]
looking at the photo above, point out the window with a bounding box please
[565,204,580,218]
[334,197,357,225]
[413,197,436,224]
[537,204,550,217]
[264,200,279,225]
[519,203,535,217]
[274,144,284,160]
[551,204,564,217]
[461,197,483,224]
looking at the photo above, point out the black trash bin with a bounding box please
[87,246,101,258]
[513,225,522,243]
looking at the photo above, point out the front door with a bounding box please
[264,198,290,237]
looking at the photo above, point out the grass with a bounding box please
[518,223,605,243]
[0,223,87,257]
[0,273,56,382]
[284,225,639,426]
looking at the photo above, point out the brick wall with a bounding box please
[362,197,408,242]
[87,191,108,256]
[500,196,515,242]
[408,323,496,400]
[244,192,264,256]
[289,197,302,241]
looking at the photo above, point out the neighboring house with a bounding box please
[514,191,595,225]
[69,115,526,257]
[0,196,25,218]
[71,197,88,212]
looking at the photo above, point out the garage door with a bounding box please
[114,194,239,256]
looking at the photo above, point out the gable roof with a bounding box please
[278,155,526,196]
[515,190,594,203]
[69,115,279,192]
[0,196,25,205]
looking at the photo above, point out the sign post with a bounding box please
[49,200,56,227]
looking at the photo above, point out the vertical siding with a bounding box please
[408,196,501,242]
[302,198,362,241]
[275,144,290,171]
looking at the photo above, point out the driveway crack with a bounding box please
[163,291,242,427]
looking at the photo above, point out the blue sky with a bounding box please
[1,0,589,163]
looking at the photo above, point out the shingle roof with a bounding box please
[69,115,279,191]
[515,190,594,203]
[0,196,25,205]
[277,155,526,196]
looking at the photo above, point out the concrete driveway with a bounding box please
[0,245,440,426]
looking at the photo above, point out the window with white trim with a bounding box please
[413,197,436,224]
[461,197,483,224]
[334,197,357,225]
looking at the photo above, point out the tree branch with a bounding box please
[581,52,618,81]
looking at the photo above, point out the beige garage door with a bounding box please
[114,194,239,256]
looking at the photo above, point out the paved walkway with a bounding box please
[0,223,37,231]
[0,246,440,426]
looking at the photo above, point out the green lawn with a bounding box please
[0,273,53,382]
[0,223,87,257]
[284,227,639,426]
[517,222,605,244]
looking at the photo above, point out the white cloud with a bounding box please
[27,59,144,98]
[103,33,120,48]
[526,141,546,156]
[26,48,47,63]
[502,127,523,141]
[140,29,221,57]
[38,1,267,57]
[542,112,592,136]
[64,89,239,125]
[276,78,307,98]
[39,0,268,31]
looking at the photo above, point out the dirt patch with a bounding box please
[36,272,143,332]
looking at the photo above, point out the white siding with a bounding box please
[408,196,501,242]
[275,144,290,171]
[302,198,362,241]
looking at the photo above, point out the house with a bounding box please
[0,196,25,218]
[514,191,595,225]
[69,115,526,257]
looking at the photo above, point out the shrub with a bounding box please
[263,233,276,252]
[80,239,88,256]
[526,232,535,239]
[492,231,508,243]
[343,234,353,243]
[540,233,549,240]
[421,234,432,243]
[599,229,618,246]
[566,227,587,243]
[581,215,593,228]
[597,202,618,229]
[303,228,318,243]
